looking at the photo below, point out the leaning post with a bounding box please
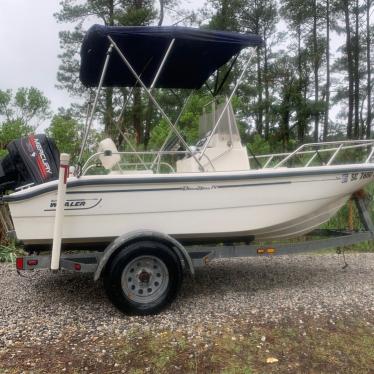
[50,153,70,271]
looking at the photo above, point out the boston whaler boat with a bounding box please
[1,25,374,314]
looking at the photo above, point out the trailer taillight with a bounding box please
[257,247,276,255]
[16,257,24,270]
[74,263,81,271]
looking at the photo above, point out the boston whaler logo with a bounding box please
[45,198,102,211]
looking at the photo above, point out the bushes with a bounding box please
[0,243,19,263]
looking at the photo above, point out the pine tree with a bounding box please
[323,0,331,141]
[366,0,372,138]
[240,0,278,139]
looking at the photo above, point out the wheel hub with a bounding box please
[121,255,169,304]
[138,270,151,283]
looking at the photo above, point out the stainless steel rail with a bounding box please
[248,140,374,169]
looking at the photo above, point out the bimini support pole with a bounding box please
[112,39,176,171]
[198,50,256,161]
[77,44,113,166]
[108,36,205,171]
[150,38,175,89]
[51,153,70,271]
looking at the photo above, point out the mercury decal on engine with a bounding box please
[44,198,102,211]
[27,135,53,179]
[34,137,52,174]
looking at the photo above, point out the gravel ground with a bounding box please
[0,253,373,348]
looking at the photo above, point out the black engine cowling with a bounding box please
[0,134,60,193]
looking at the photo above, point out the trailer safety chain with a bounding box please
[336,247,349,270]
[16,269,32,278]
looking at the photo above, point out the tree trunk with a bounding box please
[280,80,292,151]
[313,0,319,142]
[323,0,330,141]
[158,0,164,26]
[296,25,305,143]
[366,0,372,138]
[256,46,263,135]
[344,0,354,139]
[133,88,142,144]
[353,0,360,139]
[108,0,114,25]
[264,40,270,140]
[104,88,114,137]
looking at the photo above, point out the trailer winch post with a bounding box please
[51,153,70,271]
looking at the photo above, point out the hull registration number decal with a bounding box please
[341,172,374,183]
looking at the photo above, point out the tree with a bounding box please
[312,0,322,141]
[0,87,50,149]
[46,114,81,159]
[353,0,360,138]
[241,0,278,138]
[366,0,372,138]
[0,87,50,129]
[323,0,331,141]
[340,0,355,138]
[280,0,313,143]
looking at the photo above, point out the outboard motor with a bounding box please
[0,134,60,193]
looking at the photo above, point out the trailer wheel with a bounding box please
[103,240,183,315]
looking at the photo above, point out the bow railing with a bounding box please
[248,140,374,169]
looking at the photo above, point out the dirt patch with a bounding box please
[1,315,373,374]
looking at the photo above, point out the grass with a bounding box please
[1,316,373,373]
[0,242,24,263]
[318,184,374,253]
[111,317,374,373]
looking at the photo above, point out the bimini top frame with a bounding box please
[77,25,262,169]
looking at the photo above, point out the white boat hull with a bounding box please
[6,164,374,247]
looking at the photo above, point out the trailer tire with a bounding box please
[103,240,183,315]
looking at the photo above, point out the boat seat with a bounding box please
[98,138,121,170]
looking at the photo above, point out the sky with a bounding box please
[0,0,203,118]
[0,0,72,114]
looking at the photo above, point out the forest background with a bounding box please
[0,0,373,160]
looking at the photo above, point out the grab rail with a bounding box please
[248,140,374,169]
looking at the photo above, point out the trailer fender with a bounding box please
[94,230,194,281]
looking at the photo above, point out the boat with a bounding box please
[1,24,374,253]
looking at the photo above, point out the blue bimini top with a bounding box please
[80,24,263,89]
